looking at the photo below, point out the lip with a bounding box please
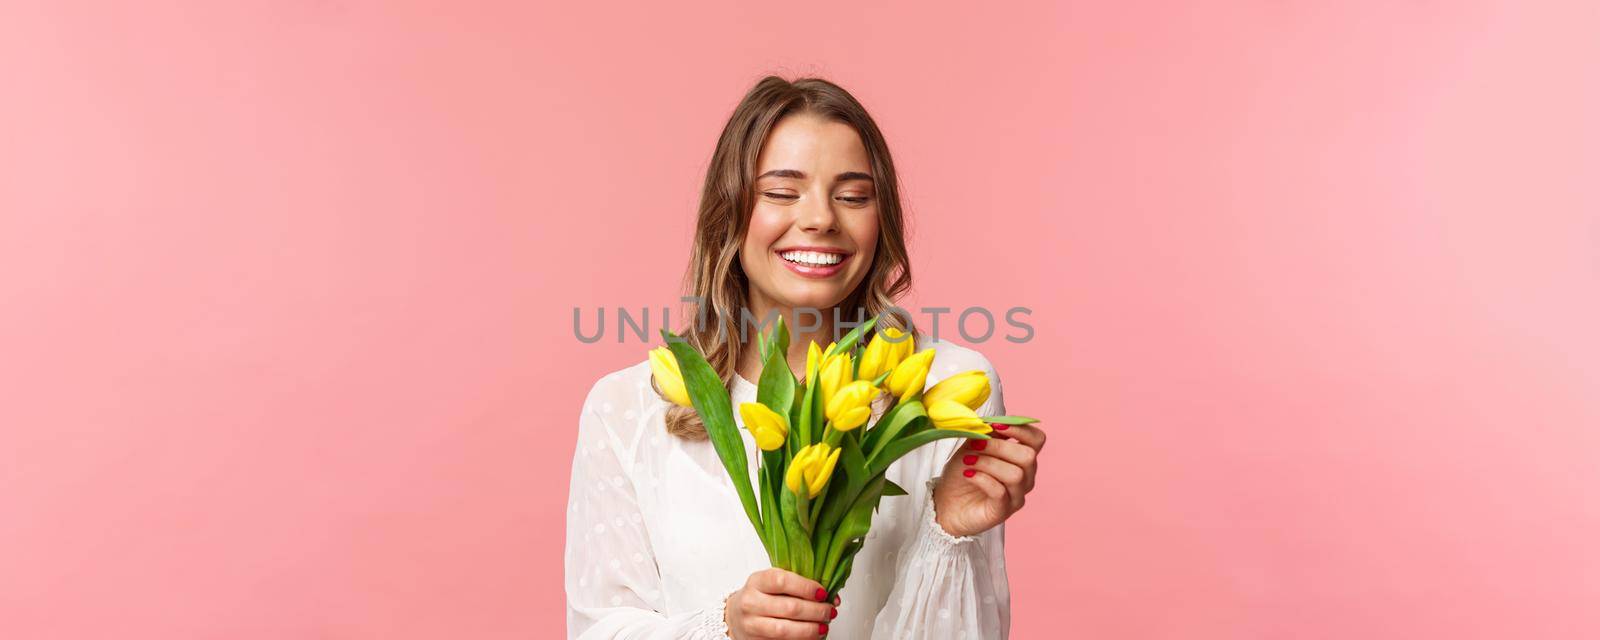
[774,246,852,279]
[774,245,853,256]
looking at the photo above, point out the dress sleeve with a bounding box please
[565,377,735,639]
[868,359,1012,639]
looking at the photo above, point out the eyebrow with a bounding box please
[755,169,874,183]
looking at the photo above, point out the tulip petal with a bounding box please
[924,370,990,411]
[927,399,992,434]
[648,347,693,407]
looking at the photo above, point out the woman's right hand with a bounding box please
[723,568,840,639]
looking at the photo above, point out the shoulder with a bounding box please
[575,358,671,458]
[579,359,656,417]
[585,358,652,398]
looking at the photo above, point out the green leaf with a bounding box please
[780,487,815,578]
[808,370,829,446]
[825,315,878,359]
[863,400,926,461]
[771,314,791,352]
[757,319,795,423]
[868,428,990,477]
[881,478,907,497]
[825,545,860,594]
[790,381,806,425]
[820,474,885,581]
[810,389,827,444]
[760,451,790,570]
[660,329,764,543]
[985,415,1040,425]
[757,460,778,567]
[795,374,816,451]
[815,433,870,535]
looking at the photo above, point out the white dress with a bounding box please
[564,336,1011,639]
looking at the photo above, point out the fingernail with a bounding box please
[972,440,987,451]
[994,423,1009,430]
[963,468,976,478]
[834,595,841,605]
[829,608,838,619]
[819,622,829,635]
[962,454,978,465]
[815,588,827,601]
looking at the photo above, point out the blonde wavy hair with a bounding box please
[659,75,917,441]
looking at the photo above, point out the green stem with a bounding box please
[795,489,812,534]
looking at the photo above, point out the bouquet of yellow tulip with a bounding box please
[650,316,1037,596]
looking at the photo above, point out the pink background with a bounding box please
[3,1,1598,638]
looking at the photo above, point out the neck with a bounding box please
[734,297,841,384]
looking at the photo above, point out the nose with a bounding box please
[796,190,840,234]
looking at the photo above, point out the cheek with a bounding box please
[744,207,789,249]
[849,212,880,259]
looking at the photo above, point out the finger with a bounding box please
[990,422,1046,452]
[751,567,829,602]
[967,452,1024,486]
[968,437,1037,473]
[747,591,835,623]
[965,440,1036,494]
[961,467,1009,500]
[969,455,1027,510]
[742,615,829,639]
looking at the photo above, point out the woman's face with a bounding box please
[740,112,880,317]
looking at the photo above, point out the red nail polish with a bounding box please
[815,588,827,601]
[819,622,829,635]
[962,454,978,465]
[972,440,987,451]
[829,608,838,619]
[994,423,1009,430]
[963,468,976,477]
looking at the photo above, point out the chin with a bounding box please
[775,290,848,313]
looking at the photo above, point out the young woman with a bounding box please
[565,76,1046,639]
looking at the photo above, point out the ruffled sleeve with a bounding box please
[868,358,1012,639]
[564,376,734,639]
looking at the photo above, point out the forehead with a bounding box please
[755,113,871,173]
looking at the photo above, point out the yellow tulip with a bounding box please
[858,327,914,381]
[885,349,936,403]
[856,331,892,380]
[825,380,878,431]
[809,445,841,497]
[648,346,692,408]
[738,402,789,451]
[927,399,993,434]
[804,340,838,381]
[805,340,823,380]
[889,327,916,366]
[784,444,815,494]
[923,370,991,411]
[785,443,841,498]
[817,351,852,410]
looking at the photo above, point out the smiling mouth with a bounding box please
[777,249,848,267]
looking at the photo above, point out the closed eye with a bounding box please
[761,192,872,205]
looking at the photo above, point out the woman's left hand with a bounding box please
[932,422,1046,538]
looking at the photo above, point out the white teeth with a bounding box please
[779,250,843,266]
